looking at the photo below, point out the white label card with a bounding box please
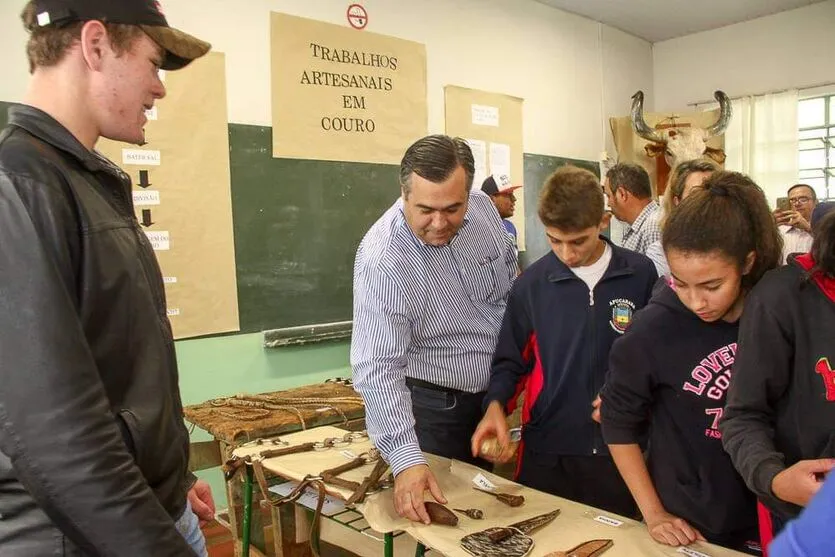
[166,308,180,316]
[472,473,497,491]
[144,230,170,250]
[593,515,623,528]
[122,149,161,166]
[133,190,160,206]
[677,548,710,557]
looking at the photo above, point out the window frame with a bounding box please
[798,94,834,199]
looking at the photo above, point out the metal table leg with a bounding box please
[384,532,394,557]
[242,463,254,557]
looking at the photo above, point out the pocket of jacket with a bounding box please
[116,409,143,464]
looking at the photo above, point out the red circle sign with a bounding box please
[346,4,368,30]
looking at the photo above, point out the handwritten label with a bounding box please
[163,276,178,284]
[167,308,180,317]
[133,190,160,206]
[677,548,710,557]
[122,149,161,166]
[144,230,170,251]
[593,515,623,528]
[472,473,497,491]
[340,450,357,459]
[471,104,499,127]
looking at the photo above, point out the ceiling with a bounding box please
[534,0,827,42]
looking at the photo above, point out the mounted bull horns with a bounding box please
[630,91,664,144]
[704,90,732,138]
[630,89,733,143]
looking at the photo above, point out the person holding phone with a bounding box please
[774,184,818,264]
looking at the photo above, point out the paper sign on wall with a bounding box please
[489,142,511,178]
[446,86,524,249]
[270,12,427,164]
[467,138,488,189]
[471,104,499,127]
[96,52,239,339]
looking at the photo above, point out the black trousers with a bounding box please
[406,378,489,469]
[516,446,638,519]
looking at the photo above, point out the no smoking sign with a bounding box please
[346,4,368,30]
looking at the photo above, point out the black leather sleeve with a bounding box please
[0,169,193,556]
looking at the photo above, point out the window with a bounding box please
[798,96,835,199]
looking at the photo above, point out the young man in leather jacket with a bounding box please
[0,1,213,555]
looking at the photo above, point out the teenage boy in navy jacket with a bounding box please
[472,165,657,517]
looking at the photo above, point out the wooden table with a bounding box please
[183,381,366,556]
[234,427,751,557]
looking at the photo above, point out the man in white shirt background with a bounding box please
[775,183,818,264]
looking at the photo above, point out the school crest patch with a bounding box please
[609,298,636,334]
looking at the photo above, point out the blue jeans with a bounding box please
[175,500,208,557]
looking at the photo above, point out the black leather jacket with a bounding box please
[0,104,194,556]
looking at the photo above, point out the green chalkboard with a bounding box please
[1,100,604,336]
[229,124,398,333]
[0,101,398,335]
[521,152,600,269]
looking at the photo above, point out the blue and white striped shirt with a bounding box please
[351,190,516,475]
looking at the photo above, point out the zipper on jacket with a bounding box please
[587,290,597,454]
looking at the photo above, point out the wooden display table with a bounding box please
[234,426,750,557]
[184,381,365,556]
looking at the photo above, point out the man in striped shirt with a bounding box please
[351,135,517,525]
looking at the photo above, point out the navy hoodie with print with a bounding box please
[601,284,757,541]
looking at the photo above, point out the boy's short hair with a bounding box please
[538,166,605,231]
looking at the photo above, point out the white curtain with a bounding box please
[721,90,799,206]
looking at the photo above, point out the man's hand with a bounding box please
[591,395,602,424]
[772,459,835,507]
[187,479,216,527]
[776,210,811,232]
[470,401,513,463]
[644,509,706,547]
[393,464,446,524]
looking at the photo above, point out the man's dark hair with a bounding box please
[606,162,652,199]
[399,135,474,197]
[538,166,604,232]
[787,183,817,202]
[663,171,782,289]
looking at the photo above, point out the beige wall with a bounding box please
[653,0,835,111]
[0,0,653,161]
